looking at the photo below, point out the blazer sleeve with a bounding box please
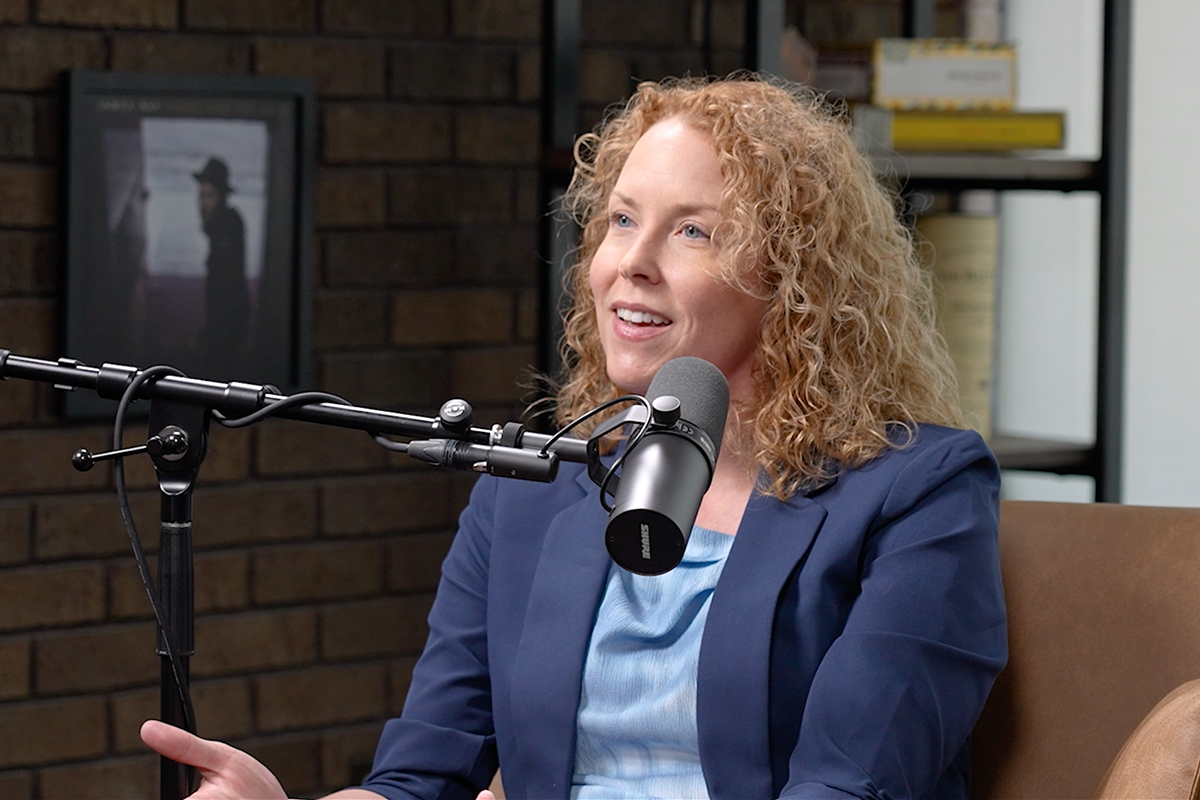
[783,430,1008,799]
[357,476,501,800]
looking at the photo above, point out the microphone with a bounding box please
[604,357,729,575]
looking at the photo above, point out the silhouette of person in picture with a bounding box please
[193,156,251,374]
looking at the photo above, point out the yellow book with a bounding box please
[854,105,1065,152]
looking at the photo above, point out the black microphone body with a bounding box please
[604,357,729,575]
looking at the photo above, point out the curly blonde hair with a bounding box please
[556,75,964,499]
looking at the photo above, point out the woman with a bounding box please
[142,75,1006,800]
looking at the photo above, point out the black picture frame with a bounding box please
[62,70,316,418]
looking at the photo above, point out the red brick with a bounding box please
[322,0,447,36]
[0,95,33,158]
[322,230,452,288]
[191,483,319,546]
[0,770,32,799]
[39,754,157,800]
[0,503,30,565]
[580,49,635,104]
[313,291,390,350]
[35,491,157,560]
[241,734,320,797]
[257,38,386,97]
[197,424,253,484]
[0,696,106,768]
[0,563,105,631]
[390,43,516,101]
[37,0,176,28]
[0,378,35,429]
[252,540,385,604]
[452,0,540,41]
[320,722,384,787]
[0,164,54,227]
[517,46,540,102]
[185,0,316,32]
[517,287,539,342]
[708,0,746,48]
[111,33,251,74]
[392,288,513,346]
[515,168,540,223]
[192,609,317,677]
[387,531,453,592]
[0,637,29,701]
[112,677,252,753]
[254,421,387,477]
[0,30,105,91]
[256,662,386,731]
[110,549,251,620]
[453,228,539,285]
[0,231,57,293]
[323,104,452,164]
[582,0,690,45]
[31,95,57,160]
[0,0,25,22]
[388,167,514,226]
[0,298,54,358]
[455,107,539,165]
[194,550,252,612]
[315,168,386,228]
[320,596,434,660]
[316,351,450,412]
[35,622,158,693]
[452,346,536,404]
[321,473,455,537]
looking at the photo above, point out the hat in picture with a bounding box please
[192,157,234,193]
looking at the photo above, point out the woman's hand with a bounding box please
[140,720,287,800]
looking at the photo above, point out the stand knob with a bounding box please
[438,399,473,434]
[71,427,190,472]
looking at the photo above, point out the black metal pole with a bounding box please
[158,490,194,800]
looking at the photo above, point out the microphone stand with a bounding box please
[0,348,588,800]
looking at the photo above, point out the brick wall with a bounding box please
[0,1,750,797]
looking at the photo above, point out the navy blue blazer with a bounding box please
[360,425,1007,800]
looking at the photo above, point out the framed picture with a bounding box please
[62,71,316,417]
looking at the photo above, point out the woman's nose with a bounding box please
[617,233,662,284]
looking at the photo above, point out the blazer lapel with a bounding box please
[697,491,828,800]
[508,468,613,799]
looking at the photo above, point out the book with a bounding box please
[853,105,1065,152]
[872,38,1016,110]
[917,212,999,439]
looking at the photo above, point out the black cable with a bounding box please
[540,394,653,512]
[212,391,351,428]
[111,365,196,735]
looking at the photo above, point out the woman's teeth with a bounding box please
[616,308,668,325]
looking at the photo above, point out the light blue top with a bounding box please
[570,525,735,800]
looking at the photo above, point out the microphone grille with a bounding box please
[645,357,729,457]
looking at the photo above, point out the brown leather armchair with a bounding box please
[971,501,1200,799]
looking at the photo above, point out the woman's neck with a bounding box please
[693,422,758,535]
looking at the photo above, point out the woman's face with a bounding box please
[590,118,767,401]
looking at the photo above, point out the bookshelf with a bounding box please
[747,0,1129,501]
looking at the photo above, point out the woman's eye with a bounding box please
[611,212,632,228]
[681,223,707,240]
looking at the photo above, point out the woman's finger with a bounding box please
[140,720,236,774]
